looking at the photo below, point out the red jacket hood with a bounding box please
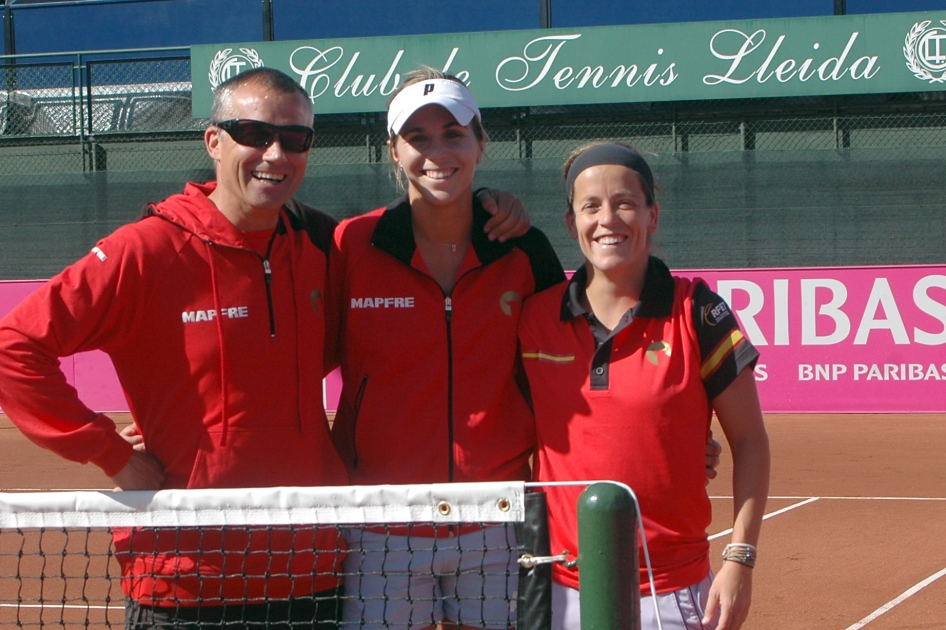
[148,181,254,247]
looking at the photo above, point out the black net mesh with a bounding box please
[0,486,528,629]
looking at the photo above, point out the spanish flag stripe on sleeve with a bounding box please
[700,330,744,381]
[522,351,576,363]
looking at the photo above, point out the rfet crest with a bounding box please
[904,20,946,84]
[208,48,265,91]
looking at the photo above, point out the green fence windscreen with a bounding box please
[0,51,943,279]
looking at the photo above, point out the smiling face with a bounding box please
[205,81,313,231]
[567,163,659,279]
[389,104,484,211]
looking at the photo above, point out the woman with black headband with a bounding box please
[518,142,771,630]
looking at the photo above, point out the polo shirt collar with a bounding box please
[560,255,676,324]
[560,256,675,391]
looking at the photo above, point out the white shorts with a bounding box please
[342,526,519,629]
[551,573,717,630]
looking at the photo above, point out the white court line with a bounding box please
[807,496,946,501]
[843,566,946,630]
[709,497,819,540]
[711,495,946,501]
[0,603,119,610]
[707,494,946,628]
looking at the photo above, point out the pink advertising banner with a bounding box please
[0,281,128,413]
[675,265,946,413]
[3,264,945,415]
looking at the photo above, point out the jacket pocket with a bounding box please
[330,373,368,472]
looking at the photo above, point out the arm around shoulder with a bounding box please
[514,227,566,293]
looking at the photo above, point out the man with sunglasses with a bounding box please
[0,68,350,629]
[0,68,528,629]
[0,66,534,628]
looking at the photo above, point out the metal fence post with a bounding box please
[577,482,639,630]
[4,0,16,119]
[262,0,275,41]
[3,0,14,58]
[539,0,551,29]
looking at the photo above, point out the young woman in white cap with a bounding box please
[328,68,565,629]
[518,142,770,630]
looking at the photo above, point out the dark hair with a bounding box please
[386,67,487,143]
[211,67,312,123]
[562,141,659,212]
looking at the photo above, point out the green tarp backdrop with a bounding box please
[1,12,945,279]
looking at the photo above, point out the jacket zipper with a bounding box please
[262,259,276,337]
[403,265,474,484]
[444,295,455,482]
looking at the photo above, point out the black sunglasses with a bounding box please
[214,119,315,153]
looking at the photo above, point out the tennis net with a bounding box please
[0,482,545,629]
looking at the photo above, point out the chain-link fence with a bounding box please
[0,53,944,278]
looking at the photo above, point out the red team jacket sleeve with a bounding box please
[0,233,153,477]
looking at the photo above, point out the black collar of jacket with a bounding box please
[282,198,338,253]
[560,255,675,322]
[370,194,516,267]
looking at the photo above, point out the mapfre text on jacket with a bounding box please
[350,296,415,308]
[181,307,249,323]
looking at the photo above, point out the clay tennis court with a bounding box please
[2,411,945,629]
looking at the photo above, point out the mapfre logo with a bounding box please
[904,20,946,84]
[350,296,415,309]
[209,48,265,91]
[182,307,249,323]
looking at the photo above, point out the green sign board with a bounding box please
[191,12,946,118]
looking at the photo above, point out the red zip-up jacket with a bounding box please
[0,182,349,605]
[328,196,565,487]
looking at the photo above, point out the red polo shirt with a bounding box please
[519,257,759,595]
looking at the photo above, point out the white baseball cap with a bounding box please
[387,78,481,137]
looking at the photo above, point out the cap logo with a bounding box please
[386,78,481,137]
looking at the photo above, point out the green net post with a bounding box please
[577,482,640,630]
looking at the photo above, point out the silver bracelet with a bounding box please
[722,543,757,568]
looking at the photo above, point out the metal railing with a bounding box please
[1,47,946,173]
[0,46,198,172]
